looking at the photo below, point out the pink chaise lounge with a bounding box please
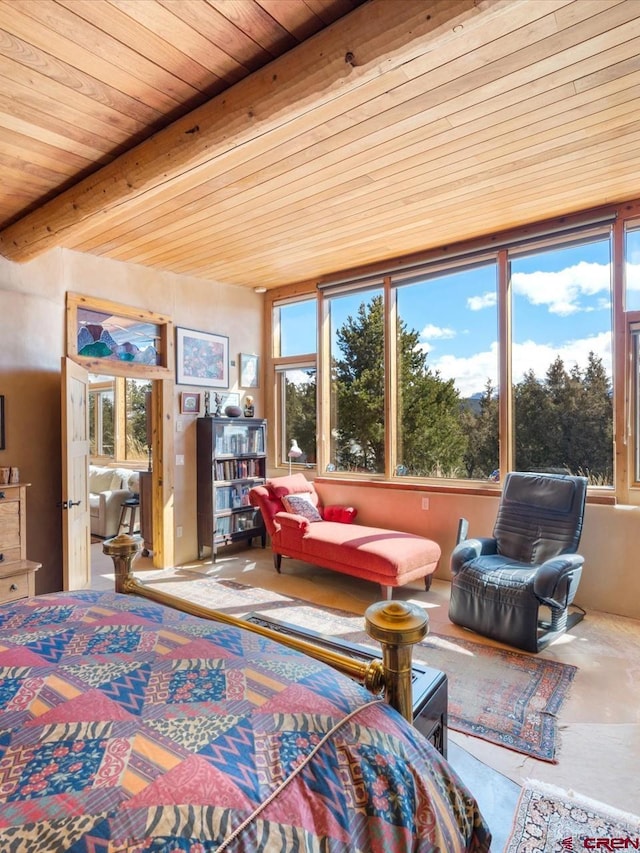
[249,474,441,599]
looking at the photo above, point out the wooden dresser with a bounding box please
[0,484,40,603]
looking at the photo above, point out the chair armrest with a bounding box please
[451,537,497,575]
[275,511,310,532]
[98,488,133,509]
[94,488,134,539]
[456,517,469,544]
[533,554,585,608]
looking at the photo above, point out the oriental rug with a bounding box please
[504,779,640,852]
[143,574,577,762]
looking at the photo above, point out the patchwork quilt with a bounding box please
[0,591,491,852]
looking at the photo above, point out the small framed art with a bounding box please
[240,353,259,388]
[176,328,229,388]
[180,392,201,414]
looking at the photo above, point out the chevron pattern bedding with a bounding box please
[0,591,491,852]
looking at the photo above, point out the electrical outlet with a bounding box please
[176,526,183,538]
[176,420,183,432]
[176,454,184,466]
[421,497,430,510]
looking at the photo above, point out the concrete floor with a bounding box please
[92,541,640,850]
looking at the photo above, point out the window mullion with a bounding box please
[498,249,512,478]
[384,277,396,479]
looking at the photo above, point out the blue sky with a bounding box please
[280,232,640,397]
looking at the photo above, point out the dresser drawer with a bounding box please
[0,501,20,550]
[0,571,31,604]
[0,547,21,565]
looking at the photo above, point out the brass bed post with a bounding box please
[103,534,426,723]
[365,601,429,722]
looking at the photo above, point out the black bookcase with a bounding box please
[196,417,267,561]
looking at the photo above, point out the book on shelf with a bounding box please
[215,516,232,536]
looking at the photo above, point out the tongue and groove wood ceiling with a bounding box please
[0,0,639,289]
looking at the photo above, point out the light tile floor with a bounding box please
[92,542,640,850]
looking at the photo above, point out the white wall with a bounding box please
[0,248,263,590]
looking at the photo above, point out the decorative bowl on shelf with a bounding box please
[225,405,242,418]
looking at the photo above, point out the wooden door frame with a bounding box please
[65,293,175,569]
[151,377,174,569]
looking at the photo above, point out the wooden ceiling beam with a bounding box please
[0,0,507,263]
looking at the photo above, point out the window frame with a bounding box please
[275,359,317,470]
[270,295,318,471]
[89,375,152,467]
[265,198,640,502]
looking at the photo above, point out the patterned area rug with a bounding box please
[144,574,577,762]
[505,780,640,851]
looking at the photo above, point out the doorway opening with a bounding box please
[88,374,156,585]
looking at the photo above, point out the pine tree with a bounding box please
[462,380,499,478]
[333,296,467,475]
[284,370,317,464]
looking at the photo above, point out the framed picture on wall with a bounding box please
[240,353,259,388]
[180,392,201,414]
[176,328,229,388]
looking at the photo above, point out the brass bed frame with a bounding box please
[104,533,430,724]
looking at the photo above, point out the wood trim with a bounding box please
[65,293,175,571]
[498,249,512,476]
[384,276,396,478]
[317,289,331,475]
[114,378,126,461]
[314,476,616,504]
[612,215,628,501]
[153,378,174,569]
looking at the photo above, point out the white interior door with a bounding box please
[61,357,91,589]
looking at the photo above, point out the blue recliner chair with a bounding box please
[449,472,587,653]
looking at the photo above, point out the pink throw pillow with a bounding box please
[281,493,322,522]
[266,473,313,499]
[323,505,358,524]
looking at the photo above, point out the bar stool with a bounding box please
[118,496,140,535]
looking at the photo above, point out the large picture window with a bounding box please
[268,201,640,499]
[510,236,613,485]
[328,286,385,475]
[395,261,498,480]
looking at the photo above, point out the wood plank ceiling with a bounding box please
[0,0,639,290]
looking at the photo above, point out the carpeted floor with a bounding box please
[505,779,640,851]
[143,573,576,762]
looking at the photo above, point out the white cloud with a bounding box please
[431,344,499,398]
[512,260,610,316]
[284,368,315,386]
[626,260,640,291]
[467,292,497,310]
[420,323,456,339]
[430,331,611,398]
